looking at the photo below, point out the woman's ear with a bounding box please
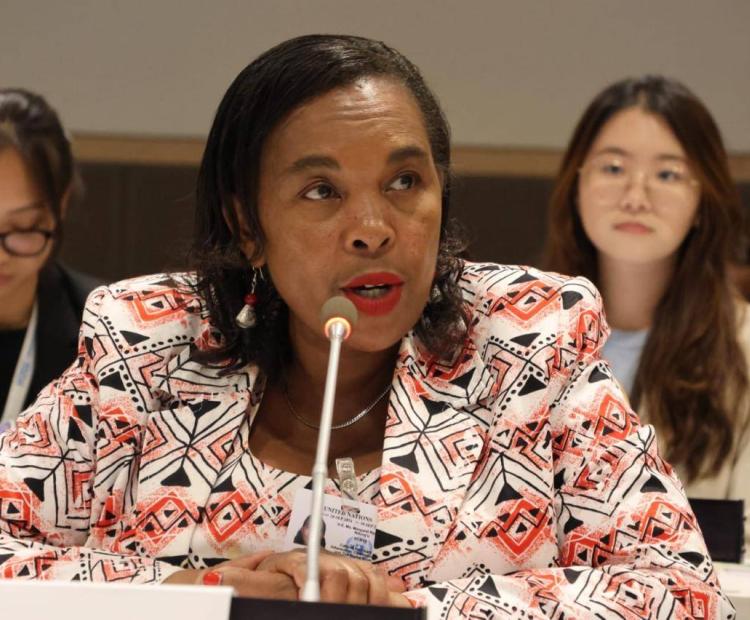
[223,198,265,267]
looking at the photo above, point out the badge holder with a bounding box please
[254,458,422,618]
[284,457,378,561]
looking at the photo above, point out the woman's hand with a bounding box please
[257,550,410,607]
[163,551,298,600]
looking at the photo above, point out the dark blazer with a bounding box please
[23,262,103,408]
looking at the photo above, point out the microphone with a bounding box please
[301,296,358,602]
[321,296,358,341]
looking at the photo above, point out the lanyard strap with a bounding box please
[1,302,38,426]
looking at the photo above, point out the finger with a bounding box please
[343,562,370,606]
[318,563,350,604]
[201,569,224,586]
[315,554,371,605]
[386,573,406,593]
[255,550,304,575]
[209,566,298,600]
[284,552,309,590]
[359,563,389,606]
[258,550,308,596]
[387,591,413,608]
[198,566,238,589]
[242,571,300,601]
[221,550,275,571]
[369,562,406,594]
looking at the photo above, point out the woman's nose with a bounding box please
[619,170,652,213]
[343,197,395,256]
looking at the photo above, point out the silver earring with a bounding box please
[235,268,261,328]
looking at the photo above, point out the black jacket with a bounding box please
[23,262,103,408]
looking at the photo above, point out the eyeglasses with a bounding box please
[0,229,55,257]
[579,154,699,203]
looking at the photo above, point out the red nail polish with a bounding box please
[202,570,223,586]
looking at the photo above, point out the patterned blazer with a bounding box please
[0,262,733,619]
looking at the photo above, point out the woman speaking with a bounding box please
[0,36,732,618]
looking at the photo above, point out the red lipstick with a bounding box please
[341,271,404,316]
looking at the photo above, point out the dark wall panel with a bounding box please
[61,163,197,282]
[59,163,750,284]
[450,175,554,267]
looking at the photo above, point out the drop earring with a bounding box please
[235,268,261,329]
[430,282,443,304]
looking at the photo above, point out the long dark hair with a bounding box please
[544,75,748,481]
[0,88,79,245]
[191,34,467,377]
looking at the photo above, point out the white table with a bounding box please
[716,562,750,616]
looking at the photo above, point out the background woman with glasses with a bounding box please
[0,88,101,431]
[544,75,750,549]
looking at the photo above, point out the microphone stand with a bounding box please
[301,318,348,602]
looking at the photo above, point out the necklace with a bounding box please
[282,375,391,430]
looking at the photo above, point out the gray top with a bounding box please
[601,327,649,396]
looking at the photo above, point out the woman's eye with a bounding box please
[388,173,418,191]
[656,169,684,183]
[601,163,625,175]
[302,183,338,201]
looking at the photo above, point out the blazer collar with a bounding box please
[394,329,495,417]
[151,325,495,413]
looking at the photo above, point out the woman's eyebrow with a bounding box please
[284,145,430,175]
[7,201,45,214]
[655,153,688,163]
[387,145,430,164]
[286,155,339,175]
[590,146,630,158]
[590,147,687,163]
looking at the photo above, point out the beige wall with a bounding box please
[1,0,749,150]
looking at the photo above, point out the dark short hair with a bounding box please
[0,88,79,243]
[192,34,467,375]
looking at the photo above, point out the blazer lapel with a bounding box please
[374,331,494,588]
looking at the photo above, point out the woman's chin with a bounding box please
[343,332,405,356]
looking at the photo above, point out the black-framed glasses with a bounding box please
[0,229,55,257]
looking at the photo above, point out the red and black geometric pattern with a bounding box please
[0,264,734,618]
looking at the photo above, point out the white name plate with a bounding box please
[0,580,233,620]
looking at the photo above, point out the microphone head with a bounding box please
[320,296,358,340]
